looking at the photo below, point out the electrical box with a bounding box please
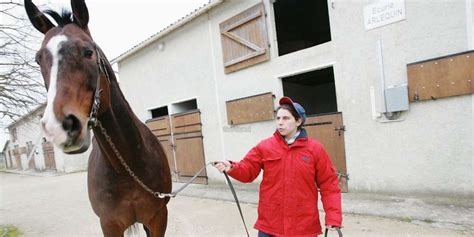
[385,84,409,112]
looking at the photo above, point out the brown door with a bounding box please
[171,110,207,184]
[305,112,348,192]
[13,148,21,169]
[146,116,176,182]
[146,110,207,184]
[42,141,56,170]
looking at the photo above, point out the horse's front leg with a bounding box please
[100,219,127,237]
[146,206,168,237]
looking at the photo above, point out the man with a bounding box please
[214,96,342,236]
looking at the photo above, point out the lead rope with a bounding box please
[324,227,343,237]
[94,125,251,235]
[89,49,249,236]
[223,170,250,237]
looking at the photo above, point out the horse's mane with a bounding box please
[43,9,73,27]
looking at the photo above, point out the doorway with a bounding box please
[282,67,348,192]
[146,99,207,184]
[273,0,332,56]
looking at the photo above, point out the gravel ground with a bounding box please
[0,171,471,237]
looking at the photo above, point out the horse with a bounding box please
[24,0,172,236]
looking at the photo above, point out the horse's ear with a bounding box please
[24,0,54,34]
[71,0,89,29]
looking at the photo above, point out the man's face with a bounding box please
[276,108,302,138]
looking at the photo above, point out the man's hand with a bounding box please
[213,161,232,173]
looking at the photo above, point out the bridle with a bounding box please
[87,45,109,129]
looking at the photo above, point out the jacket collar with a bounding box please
[273,128,308,148]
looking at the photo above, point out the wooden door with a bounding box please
[42,141,56,170]
[305,112,348,192]
[172,110,207,184]
[146,116,176,181]
[27,143,36,170]
[13,148,21,169]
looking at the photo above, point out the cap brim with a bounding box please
[279,96,294,106]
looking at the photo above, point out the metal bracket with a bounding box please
[334,125,346,136]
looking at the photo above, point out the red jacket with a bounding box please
[228,130,342,236]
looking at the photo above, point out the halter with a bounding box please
[87,46,110,129]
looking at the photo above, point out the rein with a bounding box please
[324,227,343,237]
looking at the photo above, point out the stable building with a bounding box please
[112,0,473,197]
[5,104,89,172]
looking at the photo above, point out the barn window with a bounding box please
[226,92,274,125]
[219,3,270,74]
[273,0,331,56]
[282,67,337,115]
[172,99,198,114]
[150,106,169,119]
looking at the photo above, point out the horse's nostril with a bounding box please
[62,114,82,139]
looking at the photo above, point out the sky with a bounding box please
[0,0,209,147]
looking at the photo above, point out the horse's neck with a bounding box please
[93,64,146,171]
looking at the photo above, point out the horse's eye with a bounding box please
[84,49,94,59]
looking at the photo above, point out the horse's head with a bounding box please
[25,0,109,154]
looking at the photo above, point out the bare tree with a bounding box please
[0,0,46,126]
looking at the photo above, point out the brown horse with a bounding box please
[24,0,171,236]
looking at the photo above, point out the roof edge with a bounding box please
[7,103,47,129]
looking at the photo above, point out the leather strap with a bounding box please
[224,171,250,237]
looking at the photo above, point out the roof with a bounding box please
[111,0,224,64]
[7,103,46,129]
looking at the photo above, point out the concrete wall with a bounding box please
[327,0,472,196]
[117,0,473,196]
[0,153,5,169]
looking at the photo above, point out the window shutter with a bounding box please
[226,92,274,125]
[219,3,270,74]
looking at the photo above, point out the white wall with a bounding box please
[117,0,473,196]
[327,0,472,196]
[53,146,91,173]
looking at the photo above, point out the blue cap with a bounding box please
[279,97,306,124]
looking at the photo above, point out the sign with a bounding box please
[364,0,406,30]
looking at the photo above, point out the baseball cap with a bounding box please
[279,97,306,124]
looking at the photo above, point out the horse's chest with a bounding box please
[90,175,159,214]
